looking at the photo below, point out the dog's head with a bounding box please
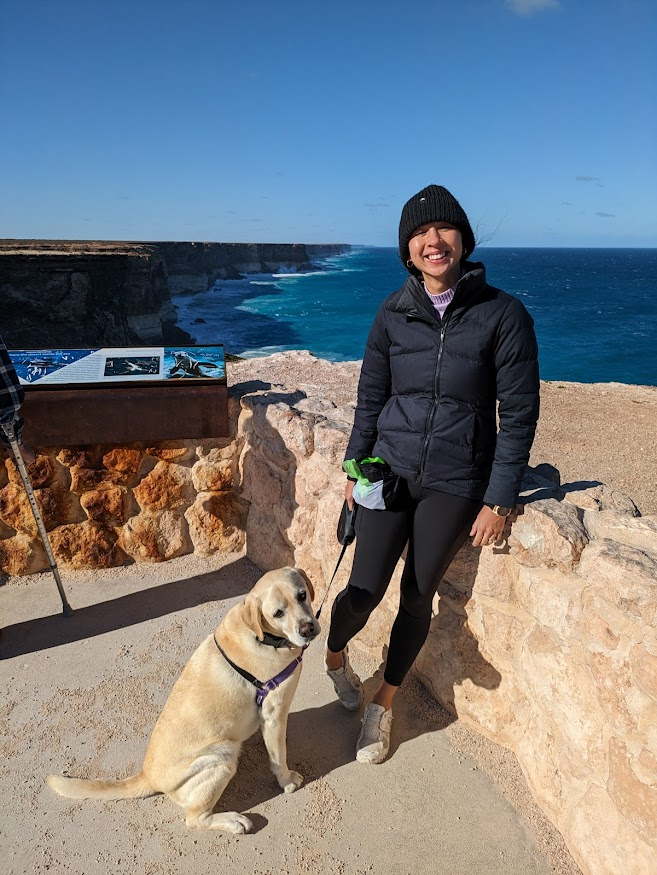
[241,567,320,648]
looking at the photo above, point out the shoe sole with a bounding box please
[338,688,364,711]
[356,748,388,764]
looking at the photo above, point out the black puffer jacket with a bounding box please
[345,262,540,508]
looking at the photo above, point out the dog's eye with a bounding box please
[273,609,285,618]
[297,591,307,602]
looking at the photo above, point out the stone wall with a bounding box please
[1,360,656,875]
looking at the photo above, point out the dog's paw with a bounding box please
[281,770,303,793]
[224,813,253,834]
[191,811,253,833]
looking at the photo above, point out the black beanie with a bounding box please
[398,185,475,271]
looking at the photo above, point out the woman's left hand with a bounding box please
[470,505,507,548]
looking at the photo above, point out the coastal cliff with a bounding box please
[0,240,350,348]
[156,242,349,294]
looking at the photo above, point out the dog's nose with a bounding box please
[299,621,318,640]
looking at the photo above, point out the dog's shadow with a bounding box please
[219,699,359,817]
[220,664,452,821]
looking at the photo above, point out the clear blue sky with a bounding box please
[1,0,655,247]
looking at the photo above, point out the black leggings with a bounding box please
[327,482,480,687]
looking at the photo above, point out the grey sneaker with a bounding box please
[325,647,363,711]
[356,703,393,764]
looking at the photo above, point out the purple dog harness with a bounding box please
[214,632,307,707]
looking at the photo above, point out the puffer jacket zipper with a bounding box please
[418,314,450,482]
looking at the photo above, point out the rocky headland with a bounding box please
[0,240,350,348]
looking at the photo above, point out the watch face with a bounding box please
[494,505,512,517]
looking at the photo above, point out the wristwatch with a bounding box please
[488,504,513,517]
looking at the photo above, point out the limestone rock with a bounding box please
[239,447,286,507]
[578,540,657,626]
[9,453,61,489]
[145,444,196,464]
[509,499,589,571]
[133,461,194,512]
[295,453,332,507]
[514,566,583,641]
[0,482,78,535]
[566,784,656,875]
[245,504,293,570]
[118,510,190,562]
[102,448,143,480]
[196,439,236,463]
[191,458,233,492]
[0,533,47,575]
[185,492,247,556]
[69,466,121,493]
[564,482,640,515]
[241,393,315,459]
[521,629,608,774]
[56,446,101,469]
[630,642,657,702]
[49,522,127,569]
[583,509,657,554]
[80,487,131,525]
[312,419,350,467]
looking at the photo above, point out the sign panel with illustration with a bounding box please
[10,346,226,387]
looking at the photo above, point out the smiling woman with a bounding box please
[324,183,540,765]
[407,222,464,293]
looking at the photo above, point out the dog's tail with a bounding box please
[46,771,154,801]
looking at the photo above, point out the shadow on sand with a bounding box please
[0,556,260,659]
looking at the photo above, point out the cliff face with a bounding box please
[0,242,171,348]
[0,240,351,347]
[153,242,350,295]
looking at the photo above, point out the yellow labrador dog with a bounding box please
[47,567,319,834]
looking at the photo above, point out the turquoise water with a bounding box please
[173,246,657,386]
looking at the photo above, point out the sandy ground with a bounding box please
[228,355,657,516]
[1,552,581,875]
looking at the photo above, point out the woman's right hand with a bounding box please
[345,479,355,510]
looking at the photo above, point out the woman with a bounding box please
[325,184,540,763]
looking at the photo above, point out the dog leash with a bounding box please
[315,500,358,620]
[213,633,307,707]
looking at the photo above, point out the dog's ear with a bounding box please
[296,568,315,602]
[242,594,264,639]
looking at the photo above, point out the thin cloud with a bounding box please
[595,211,616,218]
[561,201,574,206]
[576,175,605,188]
[505,0,559,15]
[365,199,390,209]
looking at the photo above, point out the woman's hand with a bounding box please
[470,505,506,548]
[345,479,355,510]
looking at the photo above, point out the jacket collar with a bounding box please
[389,261,487,320]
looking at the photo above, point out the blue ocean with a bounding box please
[173,247,657,386]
